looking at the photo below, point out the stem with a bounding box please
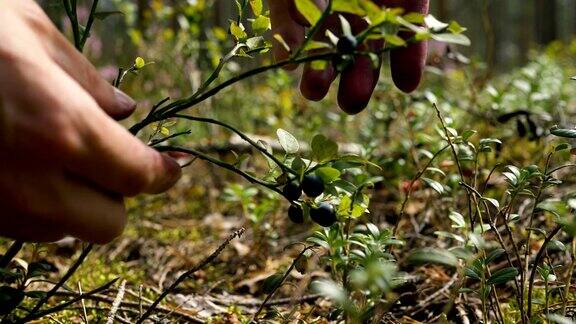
[521,152,552,322]
[136,228,244,323]
[130,51,335,134]
[561,239,575,315]
[23,244,94,320]
[252,246,316,321]
[155,146,284,195]
[434,104,475,231]
[527,225,562,319]
[21,278,118,322]
[0,240,24,269]
[292,0,333,59]
[63,0,82,50]
[79,0,100,51]
[394,144,450,236]
[172,114,297,176]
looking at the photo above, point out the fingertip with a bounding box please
[337,56,381,115]
[390,42,427,94]
[300,64,336,101]
[111,88,137,120]
[148,153,182,194]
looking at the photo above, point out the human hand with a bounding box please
[0,0,181,244]
[269,0,429,114]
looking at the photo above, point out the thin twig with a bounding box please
[527,225,562,319]
[0,240,24,269]
[155,146,284,195]
[394,145,450,236]
[79,0,100,51]
[173,114,296,176]
[136,228,245,323]
[21,277,118,322]
[24,244,94,320]
[252,246,316,321]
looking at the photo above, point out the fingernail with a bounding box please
[160,154,182,188]
[114,88,137,113]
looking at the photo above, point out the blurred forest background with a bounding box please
[40,0,576,71]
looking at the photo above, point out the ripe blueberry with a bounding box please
[302,174,325,198]
[283,181,302,201]
[310,203,337,227]
[288,204,304,224]
[337,35,358,55]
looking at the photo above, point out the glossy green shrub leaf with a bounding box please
[487,267,518,286]
[407,249,458,268]
[277,129,299,154]
[295,0,322,26]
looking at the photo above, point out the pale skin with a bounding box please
[0,0,428,244]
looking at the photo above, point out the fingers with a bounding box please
[300,14,338,101]
[386,0,430,93]
[390,41,428,93]
[337,15,383,114]
[42,63,182,197]
[338,55,381,114]
[57,174,127,244]
[269,0,305,69]
[0,217,65,243]
[42,19,136,120]
[0,162,123,244]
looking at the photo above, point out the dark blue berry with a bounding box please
[310,203,337,227]
[283,181,302,201]
[288,204,304,224]
[302,174,325,198]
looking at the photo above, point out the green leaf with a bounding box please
[277,129,299,154]
[295,0,322,26]
[311,280,348,306]
[551,126,576,139]
[421,177,444,194]
[249,0,263,16]
[484,249,505,265]
[407,249,458,268]
[316,167,341,183]
[424,15,449,32]
[230,21,247,41]
[555,143,572,152]
[483,197,500,209]
[246,36,264,50]
[311,135,338,162]
[449,211,465,228]
[464,267,481,280]
[431,33,471,46]
[333,0,365,15]
[251,15,270,34]
[487,267,518,285]
[383,34,406,47]
[547,240,567,252]
[261,273,284,294]
[304,41,331,51]
[448,20,467,34]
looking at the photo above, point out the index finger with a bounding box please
[269,0,305,69]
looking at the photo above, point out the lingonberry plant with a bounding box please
[0,0,479,322]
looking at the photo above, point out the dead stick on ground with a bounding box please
[136,228,245,323]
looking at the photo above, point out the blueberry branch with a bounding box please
[155,146,284,195]
[171,114,297,176]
